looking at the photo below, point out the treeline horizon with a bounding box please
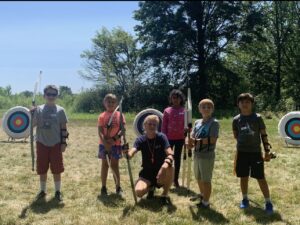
[1,1,299,115]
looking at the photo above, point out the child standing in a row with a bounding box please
[233,93,273,214]
[162,90,185,187]
[98,94,125,196]
[188,99,219,208]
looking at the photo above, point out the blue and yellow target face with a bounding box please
[7,111,30,134]
[285,118,300,140]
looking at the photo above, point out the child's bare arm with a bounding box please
[260,129,271,151]
[98,126,106,144]
[233,130,238,139]
[127,147,137,159]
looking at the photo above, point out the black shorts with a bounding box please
[139,168,162,188]
[236,152,265,179]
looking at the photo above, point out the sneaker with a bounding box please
[116,186,123,197]
[240,198,249,209]
[35,191,46,200]
[147,186,155,199]
[265,202,274,214]
[196,201,210,209]
[161,196,171,205]
[101,186,108,196]
[55,191,63,202]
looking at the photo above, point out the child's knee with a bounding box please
[135,187,146,198]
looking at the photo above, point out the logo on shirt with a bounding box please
[240,122,255,136]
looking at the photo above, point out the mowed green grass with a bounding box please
[0,114,299,225]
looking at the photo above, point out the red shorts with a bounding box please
[36,142,64,175]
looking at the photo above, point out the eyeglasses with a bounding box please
[45,93,57,97]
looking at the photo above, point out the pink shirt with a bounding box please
[98,111,126,145]
[162,106,185,140]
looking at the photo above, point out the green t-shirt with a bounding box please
[232,113,265,152]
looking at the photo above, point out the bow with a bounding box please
[119,96,137,204]
[30,71,42,171]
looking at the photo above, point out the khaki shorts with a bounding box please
[194,157,215,182]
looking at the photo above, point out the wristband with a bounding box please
[164,160,172,167]
[166,155,173,162]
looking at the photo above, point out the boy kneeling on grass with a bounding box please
[126,115,174,205]
[187,99,219,208]
[32,85,68,202]
[232,93,274,214]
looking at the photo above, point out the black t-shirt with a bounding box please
[134,132,170,170]
[232,113,266,152]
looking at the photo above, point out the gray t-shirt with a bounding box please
[191,118,219,159]
[232,113,265,152]
[34,104,68,147]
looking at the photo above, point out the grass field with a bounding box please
[0,113,299,225]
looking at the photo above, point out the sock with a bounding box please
[265,198,271,203]
[243,194,248,200]
[202,200,209,206]
[40,181,46,192]
[54,181,61,192]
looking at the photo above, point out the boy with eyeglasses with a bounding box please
[32,85,68,201]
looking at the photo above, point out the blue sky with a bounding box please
[0,1,139,93]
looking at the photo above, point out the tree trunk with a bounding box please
[193,1,208,101]
[275,1,282,102]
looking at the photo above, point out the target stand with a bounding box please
[133,108,163,136]
[278,111,300,146]
[2,106,31,142]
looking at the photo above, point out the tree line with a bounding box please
[2,1,299,116]
[80,1,300,113]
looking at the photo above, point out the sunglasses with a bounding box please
[45,93,58,97]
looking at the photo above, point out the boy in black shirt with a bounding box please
[233,93,273,214]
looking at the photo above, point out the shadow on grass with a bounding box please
[19,197,64,218]
[0,140,28,144]
[283,145,300,149]
[189,205,230,224]
[136,196,177,214]
[244,205,286,224]
[170,186,197,197]
[121,205,136,218]
[97,193,124,208]
[122,196,177,218]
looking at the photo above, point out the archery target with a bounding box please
[2,106,31,139]
[278,111,300,145]
[133,109,163,136]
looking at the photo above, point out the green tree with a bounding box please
[59,86,73,98]
[80,27,147,95]
[134,1,258,100]
[0,85,12,97]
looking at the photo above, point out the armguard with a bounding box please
[61,129,69,145]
